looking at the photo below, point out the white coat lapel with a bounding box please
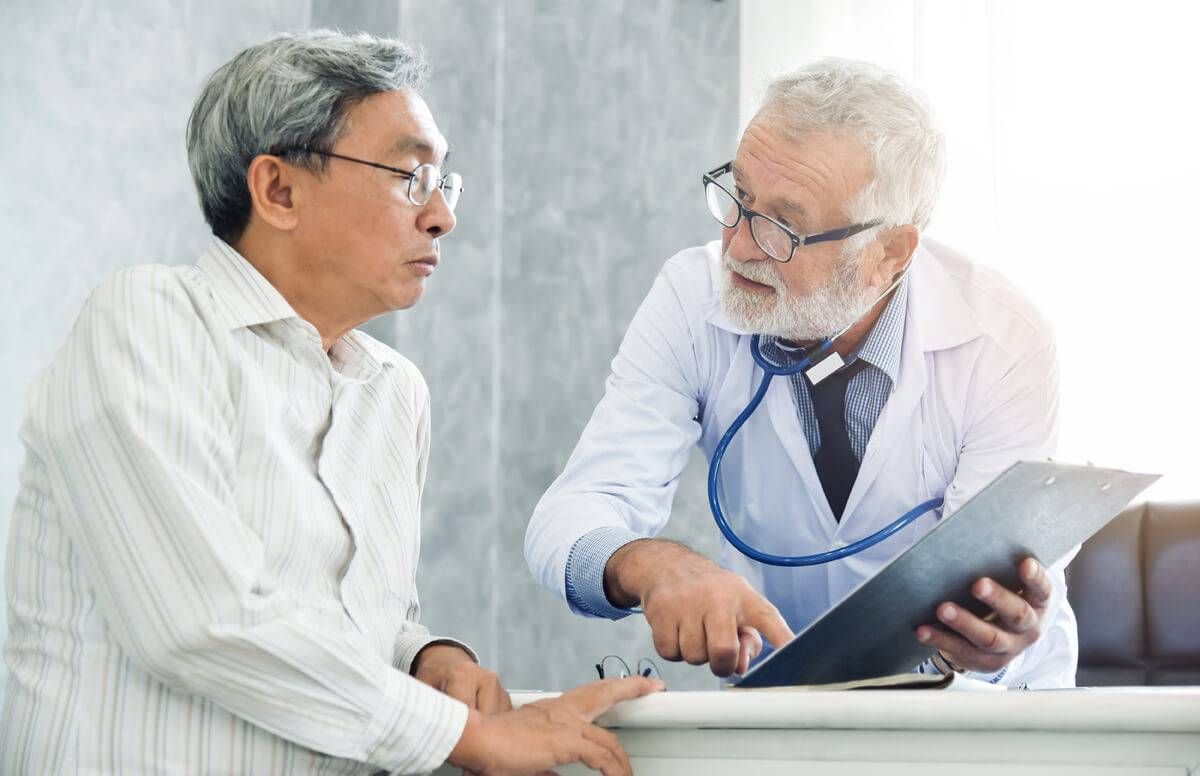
[840,244,984,522]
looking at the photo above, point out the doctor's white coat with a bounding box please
[525,238,1077,688]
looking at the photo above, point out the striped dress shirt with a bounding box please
[1,239,469,774]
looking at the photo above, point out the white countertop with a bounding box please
[510,688,1200,733]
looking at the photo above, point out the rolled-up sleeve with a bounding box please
[28,268,466,772]
[524,258,709,614]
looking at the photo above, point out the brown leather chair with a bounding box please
[1066,501,1200,685]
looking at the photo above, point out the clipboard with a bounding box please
[733,460,1159,689]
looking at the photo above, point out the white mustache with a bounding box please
[722,252,782,290]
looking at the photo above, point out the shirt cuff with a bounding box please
[564,526,646,620]
[394,633,480,675]
[364,667,469,773]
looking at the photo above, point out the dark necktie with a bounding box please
[809,358,869,521]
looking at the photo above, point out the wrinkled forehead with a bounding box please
[735,120,871,182]
[732,119,873,221]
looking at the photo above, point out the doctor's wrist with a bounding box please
[605,538,702,608]
[603,538,656,608]
[604,538,708,609]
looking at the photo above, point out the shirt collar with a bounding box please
[333,329,396,376]
[852,275,907,383]
[195,238,396,376]
[196,238,299,330]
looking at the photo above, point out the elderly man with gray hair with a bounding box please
[1,30,658,776]
[526,58,1076,689]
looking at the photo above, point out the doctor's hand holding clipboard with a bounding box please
[914,556,1054,675]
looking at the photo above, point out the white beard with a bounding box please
[718,247,878,341]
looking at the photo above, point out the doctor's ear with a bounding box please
[871,225,919,286]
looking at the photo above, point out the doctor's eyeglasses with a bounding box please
[702,161,880,262]
[595,655,662,681]
[280,148,463,211]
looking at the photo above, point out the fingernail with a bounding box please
[917,629,930,642]
[978,581,993,598]
[941,605,957,622]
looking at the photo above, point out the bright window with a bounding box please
[742,0,1200,498]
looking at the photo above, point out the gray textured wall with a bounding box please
[0,0,740,695]
[393,0,738,692]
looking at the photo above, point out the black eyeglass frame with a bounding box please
[279,148,463,208]
[702,161,881,262]
[595,655,661,680]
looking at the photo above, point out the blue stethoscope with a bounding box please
[707,271,944,566]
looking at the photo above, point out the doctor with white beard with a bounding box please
[525,57,1077,689]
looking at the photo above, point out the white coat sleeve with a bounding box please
[524,261,709,611]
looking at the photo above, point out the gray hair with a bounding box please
[186,30,429,241]
[756,57,945,233]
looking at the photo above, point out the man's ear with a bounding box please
[872,224,919,285]
[246,154,300,232]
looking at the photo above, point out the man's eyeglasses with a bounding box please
[702,161,880,262]
[281,148,463,211]
[595,655,661,681]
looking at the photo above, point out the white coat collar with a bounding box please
[907,239,985,352]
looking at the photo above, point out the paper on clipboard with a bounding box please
[734,460,1159,689]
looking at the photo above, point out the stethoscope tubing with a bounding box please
[706,333,943,566]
